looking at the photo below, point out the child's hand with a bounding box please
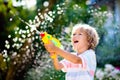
[49,52,57,59]
[44,40,57,53]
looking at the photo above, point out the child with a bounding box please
[44,24,99,80]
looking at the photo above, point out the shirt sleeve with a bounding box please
[60,59,68,72]
[79,55,87,70]
[59,52,76,72]
[78,50,96,76]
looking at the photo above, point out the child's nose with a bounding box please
[74,34,79,37]
[73,35,78,39]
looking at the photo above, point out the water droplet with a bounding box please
[37,9,40,12]
[8,35,11,38]
[26,30,30,34]
[43,1,49,7]
[13,37,18,42]
[5,40,9,44]
[32,37,35,41]
[17,54,20,57]
[12,52,17,57]
[28,20,33,24]
[3,51,8,58]
[3,59,6,62]
[9,18,13,21]
[21,34,26,38]
[15,31,17,34]
[5,44,10,49]
[27,33,31,37]
[13,61,16,65]
[35,36,38,39]
[7,58,10,61]
[18,38,22,41]
[16,27,19,30]
[25,26,29,29]
[26,46,29,49]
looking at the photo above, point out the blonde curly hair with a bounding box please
[72,24,99,49]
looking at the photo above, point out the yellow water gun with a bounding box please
[40,32,63,59]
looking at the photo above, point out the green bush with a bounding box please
[25,66,65,80]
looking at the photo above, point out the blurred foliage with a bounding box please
[0,54,7,71]
[0,0,120,80]
[95,64,120,80]
[25,67,65,80]
[96,24,120,67]
[0,0,37,51]
[0,0,37,80]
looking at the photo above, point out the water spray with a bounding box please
[10,11,63,53]
[10,11,41,34]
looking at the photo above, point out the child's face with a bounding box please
[71,27,89,53]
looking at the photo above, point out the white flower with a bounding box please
[109,69,120,79]
[95,69,105,80]
[105,64,114,72]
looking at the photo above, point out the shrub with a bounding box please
[95,64,120,80]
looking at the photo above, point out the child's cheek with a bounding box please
[73,44,77,51]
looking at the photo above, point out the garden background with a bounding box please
[0,0,120,80]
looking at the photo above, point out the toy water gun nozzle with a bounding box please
[40,33,45,38]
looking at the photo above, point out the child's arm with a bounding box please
[54,47,82,64]
[44,41,82,64]
[49,52,64,70]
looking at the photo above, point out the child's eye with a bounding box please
[73,34,76,36]
[79,33,82,35]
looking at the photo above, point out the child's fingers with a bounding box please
[49,52,55,55]
[44,40,57,53]
[44,44,55,52]
[48,40,53,44]
[49,52,57,59]
[44,44,48,49]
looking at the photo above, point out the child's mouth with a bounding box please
[74,40,79,43]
